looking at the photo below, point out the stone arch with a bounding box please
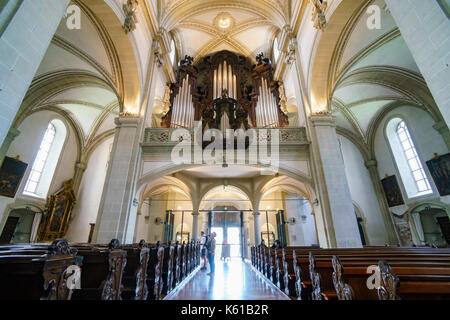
[13,71,120,129]
[17,106,84,164]
[77,0,141,110]
[136,163,314,197]
[309,0,368,110]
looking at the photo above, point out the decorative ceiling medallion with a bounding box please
[214,12,235,31]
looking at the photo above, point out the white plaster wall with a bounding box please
[0,110,78,234]
[285,194,318,246]
[339,135,389,245]
[135,193,167,243]
[66,136,113,243]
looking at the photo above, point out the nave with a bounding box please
[166,259,289,300]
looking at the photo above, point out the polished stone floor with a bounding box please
[166,258,290,300]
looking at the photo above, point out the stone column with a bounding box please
[191,211,199,242]
[253,212,261,245]
[72,161,86,194]
[310,115,362,248]
[93,116,141,244]
[385,0,450,126]
[0,127,20,164]
[201,211,208,235]
[365,159,400,244]
[0,0,70,146]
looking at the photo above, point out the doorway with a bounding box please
[0,208,39,244]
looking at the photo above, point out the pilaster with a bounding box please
[93,116,142,244]
[310,114,362,248]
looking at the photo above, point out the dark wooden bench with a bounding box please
[0,239,82,300]
[71,239,127,300]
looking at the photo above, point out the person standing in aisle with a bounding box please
[206,232,216,276]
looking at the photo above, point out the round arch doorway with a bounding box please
[210,206,244,261]
[200,185,253,261]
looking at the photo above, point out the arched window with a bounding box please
[23,119,67,198]
[273,37,280,64]
[386,118,432,198]
[169,40,176,66]
[396,120,432,195]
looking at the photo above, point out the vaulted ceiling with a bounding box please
[328,0,438,157]
[157,0,291,62]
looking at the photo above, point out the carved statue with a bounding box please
[123,0,139,34]
[234,103,250,130]
[162,84,172,115]
[256,52,270,65]
[201,103,216,130]
[278,81,289,114]
[310,0,328,31]
[180,55,194,66]
[221,88,228,99]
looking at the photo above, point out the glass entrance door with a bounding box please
[211,227,223,259]
[227,227,241,258]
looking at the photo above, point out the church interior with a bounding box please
[0,0,449,301]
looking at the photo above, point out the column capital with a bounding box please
[310,114,336,127]
[191,211,200,216]
[75,161,87,170]
[7,128,20,139]
[433,120,448,132]
[365,159,378,169]
[115,116,140,128]
[252,211,260,216]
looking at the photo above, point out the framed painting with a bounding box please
[381,175,404,207]
[37,179,76,242]
[0,156,28,198]
[426,153,450,196]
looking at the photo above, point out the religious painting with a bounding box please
[0,157,28,198]
[392,214,413,246]
[426,153,450,196]
[37,179,76,242]
[381,175,404,207]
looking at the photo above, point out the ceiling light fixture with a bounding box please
[218,17,231,29]
[214,13,234,31]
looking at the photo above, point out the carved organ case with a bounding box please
[161,51,289,131]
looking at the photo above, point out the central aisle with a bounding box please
[166,259,290,300]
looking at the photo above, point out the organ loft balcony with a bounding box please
[143,51,310,172]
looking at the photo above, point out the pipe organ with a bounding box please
[161,51,288,130]
[255,78,279,128]
[213,61,237,99]
[170,74,195,128]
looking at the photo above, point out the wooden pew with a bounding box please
[71,239,127,300]
[0,239,82,300]
[161,242,175,296]
[174,242,182,288]
[251,245,450,300]
[121,240,150,300]
[144,242,164,300]
[331,255,450,300]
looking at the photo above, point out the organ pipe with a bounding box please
[171,74,195,128]
[213,61,237,99]
[255,77,280,128]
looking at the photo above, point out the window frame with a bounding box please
[23,122,56,197]
[395,120,432,196]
